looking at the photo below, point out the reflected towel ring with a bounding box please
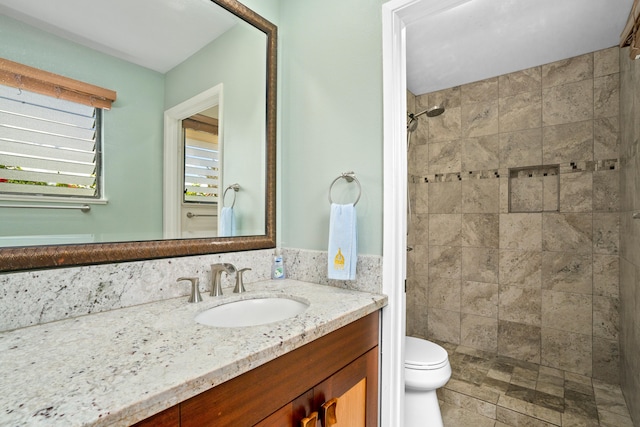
[328,172,361,206]
[222,183,240,208]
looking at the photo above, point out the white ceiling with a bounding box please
[403,0,634,95]
[0,0,238,73]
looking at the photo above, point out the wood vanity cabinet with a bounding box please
[132,311,379,427]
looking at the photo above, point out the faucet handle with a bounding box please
[177,277,203,303]
[233,268,251,293]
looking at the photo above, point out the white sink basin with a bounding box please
[194,296,310,327]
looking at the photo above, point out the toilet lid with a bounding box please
[405,336,449,369]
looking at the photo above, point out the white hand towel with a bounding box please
[219,206,236,237]
[328,203,357,280]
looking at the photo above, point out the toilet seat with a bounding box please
[405,336,449,370]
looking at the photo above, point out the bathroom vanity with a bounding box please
[0,280,386,426]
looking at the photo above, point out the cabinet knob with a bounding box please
[300,411,318,427]
[321,398,338,426]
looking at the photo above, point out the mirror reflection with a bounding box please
[0,0,268,247]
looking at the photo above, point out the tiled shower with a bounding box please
[406,46,637,415]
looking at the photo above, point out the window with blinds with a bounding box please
[0,84,101,198]
[183,127,219,204]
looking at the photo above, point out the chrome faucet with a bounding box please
[210,263,237,296]
[233,268,251,293]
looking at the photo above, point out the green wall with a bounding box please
[278,0,385,255]
[0,14,165,243]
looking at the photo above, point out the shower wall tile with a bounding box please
[499,128,543,168]
[593,170,619,212]
[412,244,429,277]
[594,73,620,119]
[428,308,461,344]
[593,254,619,298]
[498,320,541,363]
[461,213,499,248]
[592,213,619,255]
[461,77,498,104]
[429,276,461,311]
[462,100,499,137]
[429,245,462,279]
[461,280,499,318]
[593,295,619,341]
[429,214,461,246]
[410,143,429,176]
[413,182,429,214]
[428,107,462,142]
[461,314,498,352]
[541,53,593,88]
[541,328,592,376]
[542,120,594,164]
[499,250,542,289]
[461,135,500,172]
[559,172,592,212]
[425,86,461,110]
[593,47,619,77]
[429,139,461,173]
[499,285,541,326]
[462,247,499,283]
[498,66,541,97]
[428,181,461,213]
[593,116,619,161]
[542,79,594,126]
[542,213,593,253]
[411,213,429,245]
[509,175,544,213]
[499,213,542,251]
[498,91,542,132]
[541,290,592,335]
[462,179,500,213]
[541,251,593,294]
[407,277,429,307]
[592,337,620,383]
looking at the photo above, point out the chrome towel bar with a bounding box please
[0,203,91,212]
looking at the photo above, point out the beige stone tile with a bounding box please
[426,85,461,109]
[462,214,499,248]
[542,80,594,126]
[538,366,564,379]
[535,381,564,398]
[593,296,619,340]
[592,337,620,384]
[509,174,543,213]
[541,290,592,335]
[428,308,461,344]
[593,381,631,417]
[440,388,498,419]
[594,47,620,77]
[429,139,462,173]
[593,116,619,160]
[409,141,429,175]
[598,409,634,427]
[461,280,499,318]
[593,254,620,298]
[542,53,593,88]
[428,106,462,143]
[542,213,593,253]
[497,394,562,425]
[561,412,599,427]
[412,181,429,214]
[412,244,429,277]
[500,213,542,251]
[429,214,461,246]
[593,212,619,255]
[499,250,542,289]
[541,251,592,295]
[499,91,542,132]
[594,74,619,119]
[462,77,499,104]
[499,285,541,326]
[462,134,500,172]
[429,276,461,311]
[558,172,592,212]
[463,100,499,137]
[445,377,501,404]
[461,314,498,353]
[429,245,461,279]
[593,169,619,212]
[462,178,500,213]
[542,120,594,164]
[498,321,541,363]
[499,66,542,97]
[462,247,499,283]
[540,328,592,376]
[441,401,497,427]
[429,181,461,214]
[410,213,429,245]
[500,128,543,168]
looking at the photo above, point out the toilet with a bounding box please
[404,336,452,427]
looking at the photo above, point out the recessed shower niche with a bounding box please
[508,165,560,213]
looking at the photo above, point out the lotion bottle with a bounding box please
[271,248,286,279]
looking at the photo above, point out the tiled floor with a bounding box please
[433,342,635,427]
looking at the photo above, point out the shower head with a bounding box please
[406,105,445,132]
[425,105,445,117]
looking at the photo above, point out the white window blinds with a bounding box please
[0,84,100,198]
[183,128,219,204]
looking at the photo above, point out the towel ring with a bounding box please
[328,172,361,206]
[222,183,240,208]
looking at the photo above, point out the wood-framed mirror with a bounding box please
[0,0,276,272]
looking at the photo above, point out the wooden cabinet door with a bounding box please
[313,348,378,427]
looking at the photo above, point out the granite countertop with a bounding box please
[0,279,387,426]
